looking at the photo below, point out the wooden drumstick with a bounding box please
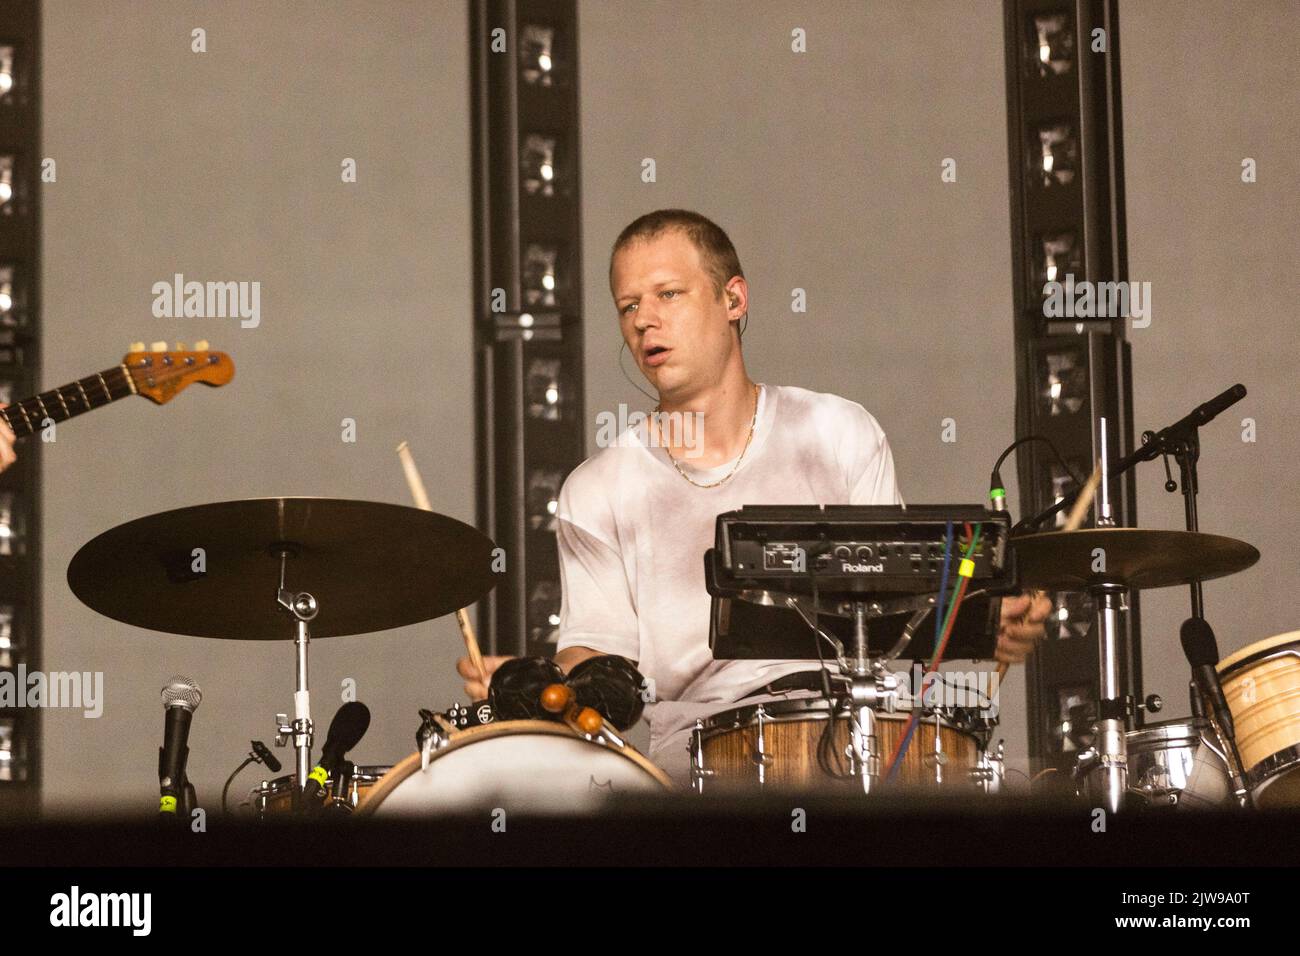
[996,460,1103,681]
[397,440,489,688]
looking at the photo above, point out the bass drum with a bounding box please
[358,720,672,815]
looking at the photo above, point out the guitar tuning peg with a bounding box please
[194,339,209,351]
[150,341,167,352]
[129,342,145,353]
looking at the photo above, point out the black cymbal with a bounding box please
[67,497,498,639]
[1010,528,1258,591]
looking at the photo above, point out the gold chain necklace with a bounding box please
[656,383,760,489]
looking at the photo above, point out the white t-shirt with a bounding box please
[554,384,903,772]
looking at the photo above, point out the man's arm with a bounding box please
[455,466,639,701]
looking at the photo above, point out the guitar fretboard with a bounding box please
[0,366,135,438]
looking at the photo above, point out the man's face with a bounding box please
[611,230,736,401]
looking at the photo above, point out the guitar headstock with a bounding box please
[122,340,235,405]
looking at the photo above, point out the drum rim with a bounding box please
[697,697,970,738]
[1218,630,1300,675]
[356,719,673,814]
[1125,717,1211,747]
[1246,743,1300,798]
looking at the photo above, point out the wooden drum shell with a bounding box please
[1218,631,1300,808]
[695,701,979,791]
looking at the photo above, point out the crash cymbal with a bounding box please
[67,497,498,639]
[1010,528,1258,591]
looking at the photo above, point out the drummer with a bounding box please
[459,209,1052,783]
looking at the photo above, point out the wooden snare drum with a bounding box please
[689,698,983,792]
[1218,630,1300,808]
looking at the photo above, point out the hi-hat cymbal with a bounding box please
[1010,528,1258,591]
[67,497,498,639]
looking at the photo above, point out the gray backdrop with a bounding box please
[36,0,1298,814]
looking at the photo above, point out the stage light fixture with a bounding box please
[523,243,560,307]
[525,357,562,421]
[526,467,563,531]
[0,493,22,555]
[1031,12,1074,76]
[0,606,15,670]
[521,133,557,197]
[1038,348,1086,417]
[0,156,13,205]
[527,580,562,644]
[520,24,555,86]
[1033,231,1080,291]
[0,47,13,96]
[1035,122,1077,187]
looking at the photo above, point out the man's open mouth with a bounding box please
[644,345,671,366]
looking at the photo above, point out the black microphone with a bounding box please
[302,702,370,809]
[1148,384,1247,452]
[251,739,281,774]
[158,676,201,820]
[1180,617,1234,739]
[1180,384,1247,431]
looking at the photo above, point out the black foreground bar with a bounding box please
[3,792,1299,867]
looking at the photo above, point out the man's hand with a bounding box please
[0,405,15,474]
[456,655,513,700]
[995,591,1052,665]
[454,645,607,700]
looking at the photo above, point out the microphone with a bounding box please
[251,739,281,774]
[302,702,370,809]
[1143,385,1247,459]
[158,676,201,819]
[1180,617,1234,739]
[1175,384,1247,432]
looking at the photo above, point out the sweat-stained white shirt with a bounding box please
[554,384,903,780]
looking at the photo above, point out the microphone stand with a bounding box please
[1151,417,1253,808]
[1020,386,1252,811]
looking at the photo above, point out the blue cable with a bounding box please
[887,521,954,782]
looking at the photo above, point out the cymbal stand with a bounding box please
[1088,418,1129,814]
[272,546,318,797]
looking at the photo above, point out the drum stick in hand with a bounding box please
[996,460,1102,681]
[397,440,488,688]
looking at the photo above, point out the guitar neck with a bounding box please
[1,365,136,439]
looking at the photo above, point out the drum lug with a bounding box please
[417,712,450,771]
[689,719,715,794]
[971,738,1005,793]
[753,706,771,783]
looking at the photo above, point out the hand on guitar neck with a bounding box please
[0,341,234,474]
[0,405,14,473]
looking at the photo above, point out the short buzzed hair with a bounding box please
[609,209,744,299]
